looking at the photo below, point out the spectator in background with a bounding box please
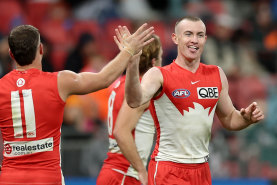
[73,0,119,24]
[40,1,74,71]
[65,32,98,73]
[80,53,110,123]
[118,0,160,21]
[63,33,109,133]
[251,1,277,74]
[203,13,268,77]
[0,36,13,77]
[202,14,239,76]
[40,36,54,72]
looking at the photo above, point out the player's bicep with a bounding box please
[58,70,106,100]
[114,100,149,136]
[140,67,163,104]
[216,68,236,123]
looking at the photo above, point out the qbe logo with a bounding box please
[172,89,190,98]
[197,87,219,99]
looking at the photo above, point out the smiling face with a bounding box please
[172,18,207,63]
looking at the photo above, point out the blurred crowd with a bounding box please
[0,0,276,180]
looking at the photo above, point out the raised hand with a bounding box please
[114,23,154,56]
[240,102,264,124]
[114,25,131,51]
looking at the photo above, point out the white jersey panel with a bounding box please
[154,94,216,163]
[126,110,155,179]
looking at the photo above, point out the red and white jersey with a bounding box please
[104,76,155,179]
[150,61,222,164]
[0,68,65,184]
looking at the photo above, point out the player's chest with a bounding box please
[163,73,221,108]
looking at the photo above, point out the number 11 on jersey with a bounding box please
[11,89,36,138]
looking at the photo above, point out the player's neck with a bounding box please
[16,59,42,71]
[175,56,200,73]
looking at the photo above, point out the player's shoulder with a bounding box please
[57,70,77,81]
[146,66,163,77]
[200,63,219,70]
[0,70,17,86]
[40,70,58,78]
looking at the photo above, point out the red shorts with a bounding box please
[97,164,140,185]
[148,160,212,185]
[0,168,64,185]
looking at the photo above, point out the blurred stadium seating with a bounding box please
[0,0,276,184]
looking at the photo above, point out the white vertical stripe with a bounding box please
[11,91,23,138]
[22,89,36,138]
[61,169,65,185]
[120,174,126,185]
[60,137,64,185]
[154,161,159,185]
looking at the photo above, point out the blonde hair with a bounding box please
[139,34,161,74]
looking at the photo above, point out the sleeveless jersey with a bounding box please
[149,62,222,164]
[0,69,65,184]
[104,76,155,179]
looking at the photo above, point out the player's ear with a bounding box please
[151,58,156,67]
[39,43,43,55]
[9,49,15,60]
[172,33,178,45]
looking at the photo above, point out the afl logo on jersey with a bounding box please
[16,78,25,87]
[172,89,190,98]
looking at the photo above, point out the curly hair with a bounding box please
[139,34,161,74]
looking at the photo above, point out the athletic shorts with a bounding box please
[0,168,64,185]
[97,165,140,185]
[148,159,212,185]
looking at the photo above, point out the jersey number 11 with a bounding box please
[11,89,36,138]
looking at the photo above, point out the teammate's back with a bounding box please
[0,23,154,185]
[0,69,65,183]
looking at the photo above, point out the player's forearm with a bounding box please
[125,61,143,108]
[114,131,146,173]
[221,109,252,131]
[99,50,132,88]
[72,50,132,95]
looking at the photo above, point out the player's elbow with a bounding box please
[113,127,123,143]
[113,128,119,140]
[125,96,141,108]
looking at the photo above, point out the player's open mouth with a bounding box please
[188,46,199,52]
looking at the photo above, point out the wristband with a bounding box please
[124,47,135,56]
